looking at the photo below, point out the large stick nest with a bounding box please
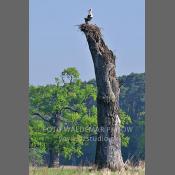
[79,24,102,42]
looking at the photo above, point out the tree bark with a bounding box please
[80,24,124,170]
[48,148,59,168]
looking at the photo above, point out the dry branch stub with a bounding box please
[79,23,124,171]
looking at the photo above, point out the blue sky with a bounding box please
[29,0,145,85]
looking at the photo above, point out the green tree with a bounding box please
[119,110,132,148]
[29,116,46,166]
[29,67,97,167]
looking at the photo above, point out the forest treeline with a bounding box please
[29,68,145,166]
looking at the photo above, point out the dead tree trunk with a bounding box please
[80,24,124,170]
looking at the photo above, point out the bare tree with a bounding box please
[80,24,124,170]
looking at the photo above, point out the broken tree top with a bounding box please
[79,23,116,63]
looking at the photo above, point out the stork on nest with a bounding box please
[84,9,93,24]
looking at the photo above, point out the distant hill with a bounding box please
[119,73,145,161]
[119,73,145,121]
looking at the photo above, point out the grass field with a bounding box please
[29,166,145,175]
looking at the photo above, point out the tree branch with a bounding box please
[60,106,79,114]
[80,93,92,105]
[32,112,51,123]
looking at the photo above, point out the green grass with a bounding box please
[29,166,145,175]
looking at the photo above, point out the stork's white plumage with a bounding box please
[84,8,93,24]
[88,8,93,18]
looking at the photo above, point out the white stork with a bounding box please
[84,8,93,24]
